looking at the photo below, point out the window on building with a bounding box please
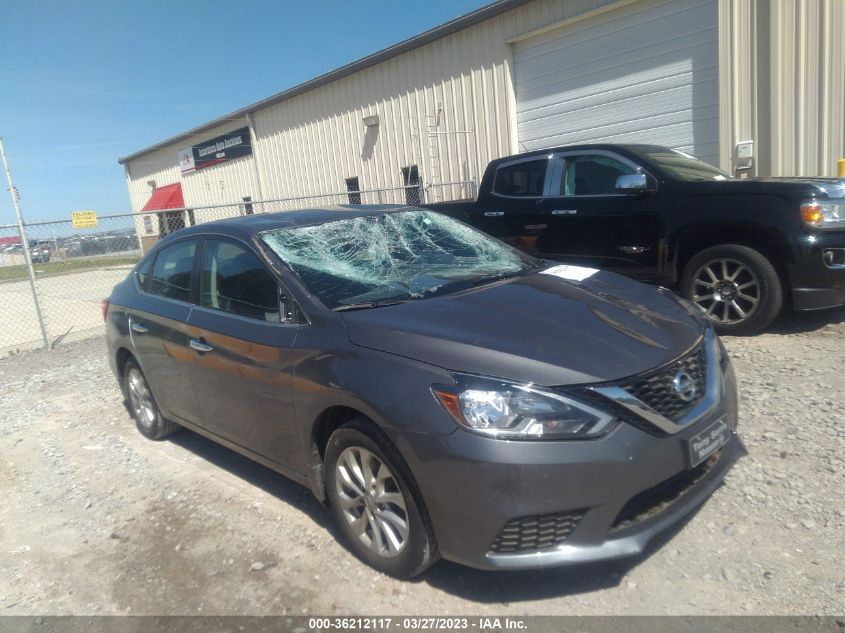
[148,240,196,303]
[200,239,280,322]
[401,165,420,205]
[493,159,548,197]
[158,210,186,235]
[242,196,254,215]
[345,178,361,205]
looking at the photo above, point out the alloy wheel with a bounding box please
[127,367,157,429]
[691,258,760,324]
[334,446,410,558]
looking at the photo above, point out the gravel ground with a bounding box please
[0,310,843,616]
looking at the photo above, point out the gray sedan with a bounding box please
[104,205,743,577]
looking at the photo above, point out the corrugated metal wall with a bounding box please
[719,0,845,177]
[123,0,619,213]
[124,117,259,214]
[124,0,845,218]
[250,0,620,202]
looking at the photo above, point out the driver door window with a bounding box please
[200,239,280,322]
[560,154,636,196]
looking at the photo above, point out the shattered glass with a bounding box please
[261,209,533,309]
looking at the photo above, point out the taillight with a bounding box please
[100,299,110,322]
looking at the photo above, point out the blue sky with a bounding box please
[0,0,486,223]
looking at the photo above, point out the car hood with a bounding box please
[686,177,845,199]
[340,268,704,386]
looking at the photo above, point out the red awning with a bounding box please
[141,183,184,211]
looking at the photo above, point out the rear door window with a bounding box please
[493,159,548,197]
[200,239,280,322]
[148,240,197,302]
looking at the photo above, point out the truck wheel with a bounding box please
[680,244,783,335]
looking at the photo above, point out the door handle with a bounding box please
[130,321,148,334]
[551,209,578,215]
[189,338,214,353]
[620,246,650,254]
[483,211,504,217]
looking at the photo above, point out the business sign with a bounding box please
[179,126,252,173]
[178,147,195,173]
[71,210,98,228]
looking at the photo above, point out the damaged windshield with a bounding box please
[261,209,535,309]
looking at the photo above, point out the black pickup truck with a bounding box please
[428,144,845,334]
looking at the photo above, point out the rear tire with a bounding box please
[680,244,783,335]
[325,420,437,578]
[122,358,180,440]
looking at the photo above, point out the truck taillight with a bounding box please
[100,299,110,322]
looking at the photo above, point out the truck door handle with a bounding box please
[620,246,650,254]
[551,209,578,215]
[483,211,504,217]
[189,338,214,353]
[130,321,148,334]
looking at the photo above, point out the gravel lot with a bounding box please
[0,310,843,615]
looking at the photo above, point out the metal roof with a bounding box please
[118,0,529,165]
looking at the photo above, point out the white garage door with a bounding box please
[514,0,719,165]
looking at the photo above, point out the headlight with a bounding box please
[801,200,845,229]
[432,373,616,440]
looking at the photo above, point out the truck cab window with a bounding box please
[561,155,635,196]
[494,160,547,197]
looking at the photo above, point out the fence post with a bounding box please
[1,137,49,349]
[418,178,426,205]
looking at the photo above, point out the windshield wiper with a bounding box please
[469,272,520,288]
[333,299,409,312]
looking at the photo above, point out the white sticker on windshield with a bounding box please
[541,264,599,282]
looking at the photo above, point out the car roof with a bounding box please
[159,204,417,243]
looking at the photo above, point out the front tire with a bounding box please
[325,421,437,578]
[680,244,783,335]
[122,358,180,440]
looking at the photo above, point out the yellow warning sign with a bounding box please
[71,210,97,228]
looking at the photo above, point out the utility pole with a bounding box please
[1,137,49,349]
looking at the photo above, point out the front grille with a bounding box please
[623,343,706,421]
[610,449,722,533]
[489,510,584,554]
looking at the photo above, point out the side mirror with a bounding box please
[615,173,650,194]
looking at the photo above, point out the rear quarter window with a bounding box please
[148,240,196,302]
[135,257,153,291]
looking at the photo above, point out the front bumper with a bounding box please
[788,232,845,311]
[390,336,743,571]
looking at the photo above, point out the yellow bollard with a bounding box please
[839,158,845,177]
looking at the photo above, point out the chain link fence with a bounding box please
[0,180,475,355]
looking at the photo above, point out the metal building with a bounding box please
[119,0,845,249]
